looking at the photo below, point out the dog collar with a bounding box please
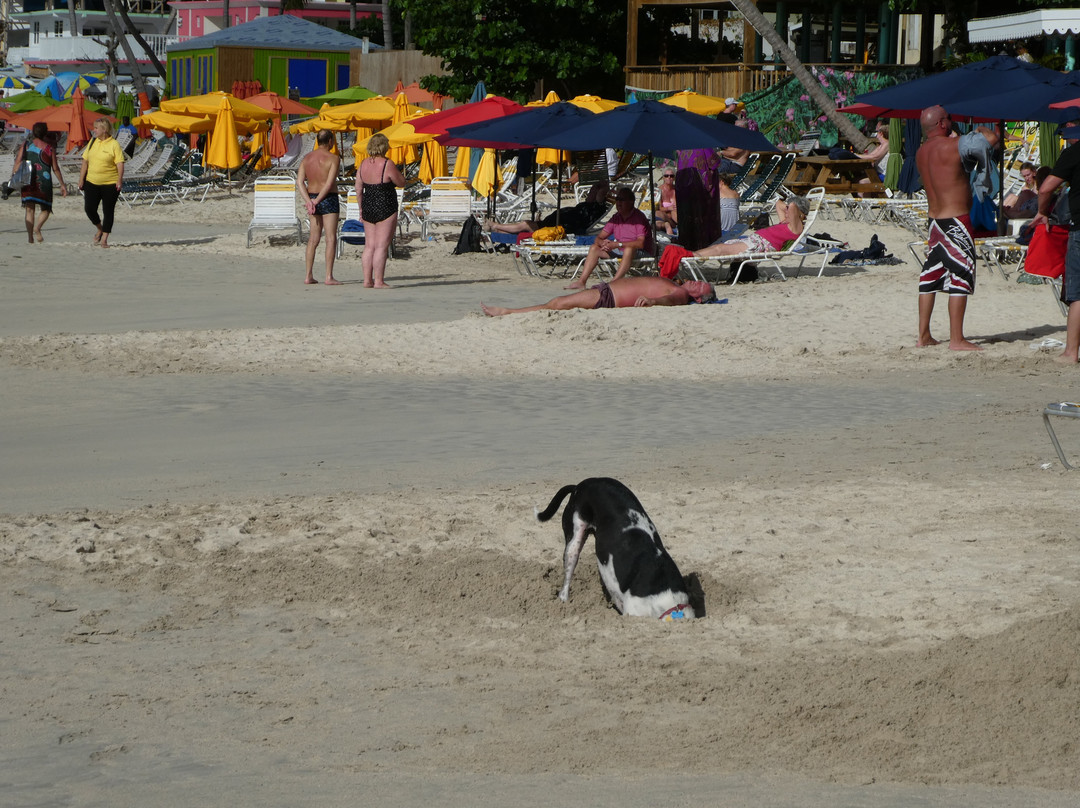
[660,604,689,621]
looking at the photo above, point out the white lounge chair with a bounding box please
[246,176,302,247]
[682,186,830,284]
[420,177,473,241]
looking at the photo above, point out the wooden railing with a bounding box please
[625,63,903,100]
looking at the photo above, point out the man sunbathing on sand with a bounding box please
[481,277,715,316]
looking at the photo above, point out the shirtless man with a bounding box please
[481,277,715,316]
[915,105,998,350]
[296,129,342,285]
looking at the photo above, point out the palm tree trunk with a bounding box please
[349,0,357,30]
[101,0,149,98]
[67,0,79,39]
[115,1,168,81]
[382,0,394,49]
[729,0,871,152]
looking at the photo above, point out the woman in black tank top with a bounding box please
[356,133,406,288]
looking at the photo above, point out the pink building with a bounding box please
[170,0,382,42]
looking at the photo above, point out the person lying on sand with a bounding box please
[481,277,715,316]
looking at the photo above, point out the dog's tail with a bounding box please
[535,484,577,522]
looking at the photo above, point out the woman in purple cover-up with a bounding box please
[674,148,721,250]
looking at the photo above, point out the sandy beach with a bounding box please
[3,187,1080,807]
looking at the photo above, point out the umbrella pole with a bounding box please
[997,118,1006,237]
[647,152,657,244]
[555,160,562,228]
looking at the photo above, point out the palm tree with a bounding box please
[382,0,394,49]
[728,0,870,151]
[101,0,149,98]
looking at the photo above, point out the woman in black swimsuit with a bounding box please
[356,132,406,288]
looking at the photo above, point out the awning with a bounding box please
[968,10,1080,43]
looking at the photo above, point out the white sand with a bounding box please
[2,188,1080,806]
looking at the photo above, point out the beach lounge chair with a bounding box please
[1042,402,1080,469]
[420,177,473,240]
[682,186,830,284]
[246,176,302,247]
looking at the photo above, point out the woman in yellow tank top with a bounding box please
[78,118,125,248]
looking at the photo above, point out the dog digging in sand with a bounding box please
[536,477,696,620]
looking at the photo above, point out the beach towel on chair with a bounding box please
[658,245,693,279]
[1026,225,1068,279]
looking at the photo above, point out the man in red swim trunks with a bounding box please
[480,277,715,316]
[915,105,998,351]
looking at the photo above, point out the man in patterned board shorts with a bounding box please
[915,105,999,351]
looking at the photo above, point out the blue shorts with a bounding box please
[1064,230,1080,304]
[309,192,340,216]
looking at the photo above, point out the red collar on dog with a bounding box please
[659,604,689,621]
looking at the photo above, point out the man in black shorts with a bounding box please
[296,129,342,285]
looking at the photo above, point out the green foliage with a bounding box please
[1039,53,1067,72]
[397,0,623,102]
[743,66,917,149]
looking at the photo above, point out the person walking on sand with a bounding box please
[481,276,715,316]
[79,118,125,248]
[356,132,406,288]
[297,129,342,285]
[915,105,998,351]
[16,122,67,244]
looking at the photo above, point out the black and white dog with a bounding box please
[536,477,695,620]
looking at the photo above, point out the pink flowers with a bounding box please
[785,107,795,121]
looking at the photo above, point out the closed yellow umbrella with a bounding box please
[452,146,472,180]
[658,90,729,115]
[471,147,501,198]
[386,92,418,165]
[206,94,242,171]
[526,90,569,167]
[419,140,447,183]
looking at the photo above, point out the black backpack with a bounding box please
[452,216,483,254]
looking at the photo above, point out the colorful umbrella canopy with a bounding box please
[412,96,525,139]
[162,91,273,122]
[245,91,316,117]
[9,103,113,133]
[0,76,32,90]
[658,90,729,116]
[205,95,242,170]
[304,85,377,107]
[36,71,103,101]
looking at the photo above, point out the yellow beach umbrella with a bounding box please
[206,94,242,171]
[322,95,422,129]
[133,110,215,134]
[289,103,354,135]
[419,141,448,183]
[471,148,502,198]
[658,90,729,116]
[452,146,472,180]
[525,90,570,166]
[161,90,273,122]
[566,94,625,113]
[386,92,418,165]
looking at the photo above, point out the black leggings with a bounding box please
[83,182,120,234]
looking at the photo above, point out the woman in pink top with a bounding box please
[692,195,808,258]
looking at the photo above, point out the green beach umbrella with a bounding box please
[7,90,59,112]
[303,85,376,107]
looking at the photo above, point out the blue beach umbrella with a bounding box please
[533,100,779,233]
[0,76,32,90]
[946,70,1080,124]
[446,102,599,219]
[854,55,1061,117]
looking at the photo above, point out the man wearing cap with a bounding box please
[915,105,998,351]
[717,118,751,174]
[1032,123,1080,363]
[481,277,716,317]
